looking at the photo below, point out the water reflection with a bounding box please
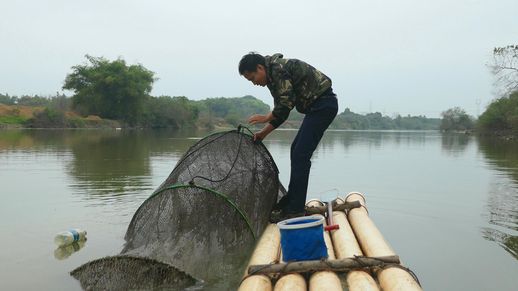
[66,129,209,200]
[54,241,86,260]
[0,129,202,202]
[441,133,472,156]
[326,130,434,150]
[67,131,153,197]
[478,136,518,259]
[0,129,79,151]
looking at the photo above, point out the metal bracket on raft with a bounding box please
[304,200,361,215]
[247,255,400,275]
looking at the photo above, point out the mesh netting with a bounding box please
[71,128,284,290]
[70,256,197,290]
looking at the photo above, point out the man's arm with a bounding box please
[269,80,296,128]
[248,64,296,141]
[247,82,295,142]
[247,112,275,141]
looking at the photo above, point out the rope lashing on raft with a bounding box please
[378,262,422,288]
[245,255,421,287]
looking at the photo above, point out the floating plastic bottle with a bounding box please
[54,229,87,247]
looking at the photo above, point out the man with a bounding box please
[238,52,338,222]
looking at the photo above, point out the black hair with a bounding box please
[238,52,265,75]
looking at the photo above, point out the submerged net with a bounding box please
[70,256,197,291]
[71,127,284,290]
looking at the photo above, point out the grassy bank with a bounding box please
[0,104,120,129]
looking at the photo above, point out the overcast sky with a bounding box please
[1,0,517,117]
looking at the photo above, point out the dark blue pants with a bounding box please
[283,94,338,213]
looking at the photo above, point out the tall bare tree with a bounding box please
[491,45,518,95]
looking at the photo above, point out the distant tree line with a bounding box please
[0,92,269,129]
[0,91,443,130]
[0,93,69,108]
[330,109,440,130]
[4,54,503,131]
[2,55,439,129]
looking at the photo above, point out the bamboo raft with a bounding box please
[238,192,423,291]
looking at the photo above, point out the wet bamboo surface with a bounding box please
[273,274,306,291]
[239,223,280,291]
[239,193,422,291]
[306,200,342,291]
[331,203,380,291]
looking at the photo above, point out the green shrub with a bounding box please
[440,107,475,131]
[26,107,67,128]
[478,91,518,132]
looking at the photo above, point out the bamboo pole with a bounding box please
[330,205,380,291]
[274,274,306,291]
[310,271,342,291]
[306,200,342,291]
[345,192,422,291]
[239,223,280,291]
[274,236,306,291]
[239,275,273,291]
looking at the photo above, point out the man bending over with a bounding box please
[238,52,338,223]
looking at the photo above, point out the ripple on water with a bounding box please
[482,176,518,259]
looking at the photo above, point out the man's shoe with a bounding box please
[272,196,289,211]
[269,210,306,223]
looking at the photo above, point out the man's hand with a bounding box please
[253,123,275,142]
[253,130,268,142]
[248,114,268,125]
[248,112,274,125]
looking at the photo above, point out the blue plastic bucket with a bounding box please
[277,216,328,261]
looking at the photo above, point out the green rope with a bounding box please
[147,184,256,240]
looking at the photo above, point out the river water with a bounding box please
[0,129,517,290]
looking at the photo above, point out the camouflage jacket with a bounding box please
[265,53,332,128]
